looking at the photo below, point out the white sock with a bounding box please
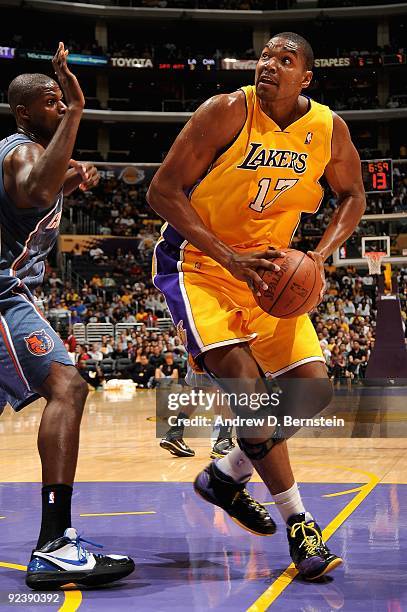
[216,447,254,483]
[272,482,313,524]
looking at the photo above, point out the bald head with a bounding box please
[8,73,57,116]
[269,32,314,71]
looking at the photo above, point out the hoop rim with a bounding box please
[364,251,387,259]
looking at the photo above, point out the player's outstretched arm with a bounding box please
[315,113,366,261]
[4,42,85,209]
[147,92,284,291]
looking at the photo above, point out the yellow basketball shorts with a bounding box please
[153,239,324,377]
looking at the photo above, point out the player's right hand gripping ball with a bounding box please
[254,248,322,319]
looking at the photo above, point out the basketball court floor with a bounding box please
[1,388,406,611]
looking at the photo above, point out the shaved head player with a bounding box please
[0,43,134,589]
[148,32,366,580]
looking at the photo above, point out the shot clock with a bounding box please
[361,159,393,194]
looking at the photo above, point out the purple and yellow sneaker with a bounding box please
[287,513,342,580]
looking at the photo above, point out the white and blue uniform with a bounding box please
[0,133,73,412]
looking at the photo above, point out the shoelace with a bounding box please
[290,521,322,556]
[233,490,267,515]
[73,533,104,561]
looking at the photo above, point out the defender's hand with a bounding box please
[69,160,100,191]
[307,250,326,304]
[52,42,85,110]
[226,248,286,295]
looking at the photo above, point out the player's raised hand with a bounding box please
[226,248,286,295]
[52,42,85,111]
[69,160,100,191]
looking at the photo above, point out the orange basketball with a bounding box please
[254,248,322,319]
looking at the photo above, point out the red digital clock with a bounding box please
[361,159,393,194]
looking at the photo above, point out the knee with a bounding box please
[49,372,88,410]
[69,374,89,407]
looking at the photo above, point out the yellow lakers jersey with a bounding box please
[186,85,333,251]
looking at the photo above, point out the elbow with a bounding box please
[146,180,160,211]
[146,182,157,209]
[146,179,169,214]
[358,193,367,216]
[25,183,57,208]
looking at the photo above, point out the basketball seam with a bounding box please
[264,252,306,313]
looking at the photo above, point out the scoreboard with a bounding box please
[361,159,393,194]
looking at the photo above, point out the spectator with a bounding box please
[155,351,179,380]
[64,342,76,365]
[149,345,164,369]
[88,343,104,361]
[130,354,155,387]
[76,344,91,368]
[89,246,105,262]
[48,271,64,289]
[102,272,116,289]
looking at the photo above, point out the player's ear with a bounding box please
[301,70,313,90]
[16,104,30,122]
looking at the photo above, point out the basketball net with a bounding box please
[365,251,386,275]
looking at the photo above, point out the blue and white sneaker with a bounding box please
[26,528,135,590]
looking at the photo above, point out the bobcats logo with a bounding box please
[176,320,188,348]
[24,329,54,356]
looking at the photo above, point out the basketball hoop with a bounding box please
[365,251,386,275]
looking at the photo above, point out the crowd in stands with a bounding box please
[37,267,169,326]
[63,163,407,246]
[38,268,188,389]
[364,166,407,214]
[64,174,157,239]
[318,265,407,382]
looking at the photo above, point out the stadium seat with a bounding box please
[115,358,133,373]
[84,359,99,372]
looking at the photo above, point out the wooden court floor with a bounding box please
[1,388,406,485]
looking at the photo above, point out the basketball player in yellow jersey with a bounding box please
[148,32,366,580]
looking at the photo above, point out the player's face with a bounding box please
[255,37,312,102]
[26,83,67,141]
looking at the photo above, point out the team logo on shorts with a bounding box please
[24,329,54,356]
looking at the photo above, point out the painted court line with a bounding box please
[322,486,363,497]
[247,466,380,611]
[264,485,364,504]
